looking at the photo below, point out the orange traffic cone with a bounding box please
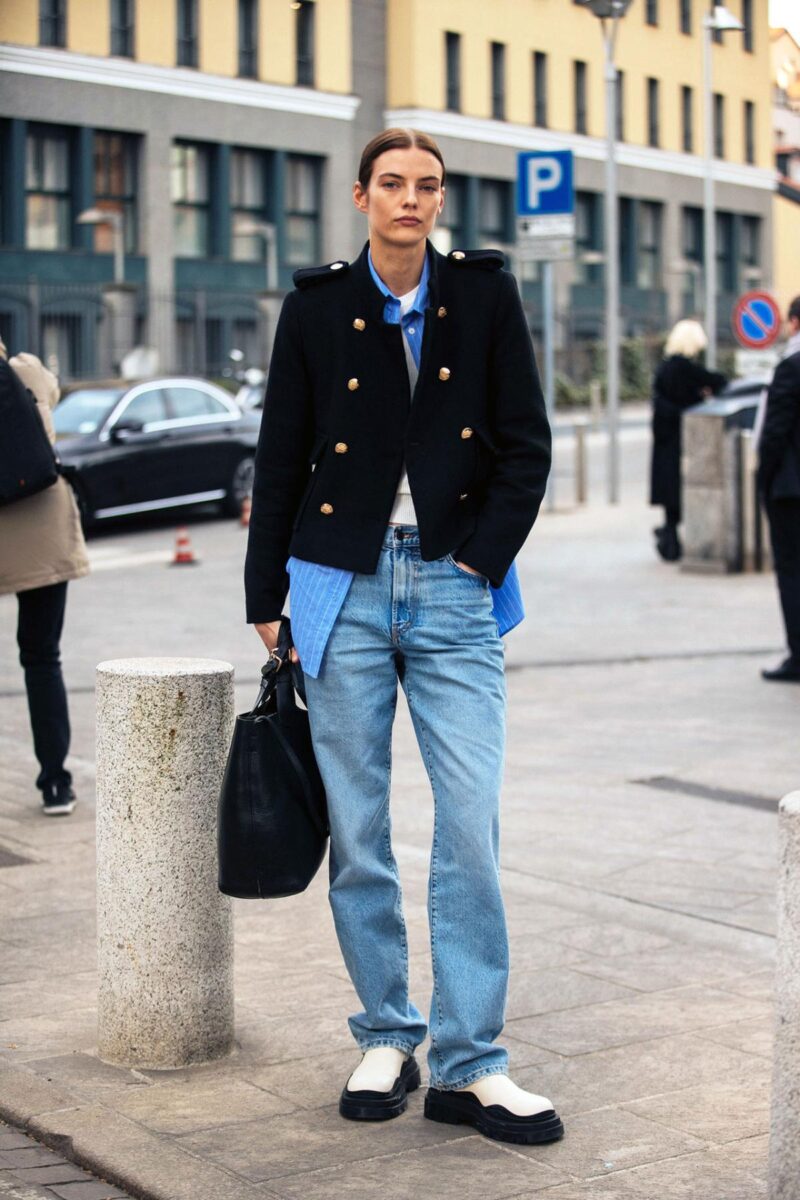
[170,526,199,566]
[239,495,251,528]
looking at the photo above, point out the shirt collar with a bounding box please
[367,245,430,316]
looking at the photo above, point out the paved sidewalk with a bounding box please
[0,464,792,1199]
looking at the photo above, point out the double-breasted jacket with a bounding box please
[245,239,551,624]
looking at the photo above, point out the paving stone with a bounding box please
[110,1077,294,1135]
[505,986,770,1057]
[622,1074,771,1144]
[10,1166,94,1185]
[0,1132,32,1150]
[568,948,773,994]
[530,1144,767,1199]
[48,1183,129,1199]
[0,1176,57,1199]
[542,923,675,959]
[0,1148,68,1168]
[513,1032,770,1116]
[505,966,634,1020]
[700,1016,774,1059]
[272,1134,569,1200]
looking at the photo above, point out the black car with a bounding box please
[52,377,261,526]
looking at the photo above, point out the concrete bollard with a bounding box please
[768,791,800,1199]
[96,657,235,1068]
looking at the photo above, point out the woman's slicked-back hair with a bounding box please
[664,319,708,359]
[357,128,446,190]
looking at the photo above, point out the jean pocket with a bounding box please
[445,553,489,584]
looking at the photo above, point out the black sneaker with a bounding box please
[41,783,77,816]
[761,658,800,683]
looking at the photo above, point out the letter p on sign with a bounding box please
[527,157,562,208]
[517,150,574,217]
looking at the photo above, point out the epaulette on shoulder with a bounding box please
[447,248,504,271]
[293,260,350,289]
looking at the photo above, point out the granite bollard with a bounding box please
[96,657,235,1068]
[768,791,800,1200]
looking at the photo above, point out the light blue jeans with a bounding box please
[302,523,510,1090]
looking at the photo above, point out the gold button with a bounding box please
[330,261,345,271]
[353,318,365,331]
[461,426,473,439]
[452,250,465,260]
[320,502,334,514]
[439,367,451,381]
[459,492,468,500]
[437,306,447,318]
[334,442,348,453]
[347,378,359,391]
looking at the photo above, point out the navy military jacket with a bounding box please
[245,238,551,624]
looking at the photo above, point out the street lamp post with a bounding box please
[76,207,124,284]
[702,5,745,370]
[577,0,632,505]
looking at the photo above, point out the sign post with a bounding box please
[517,151,575,510]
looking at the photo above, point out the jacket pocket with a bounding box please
[292,432,328,530]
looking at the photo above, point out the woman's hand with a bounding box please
[254,620,300,664]
[454,560,482,576]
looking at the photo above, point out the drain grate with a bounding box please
[634,775,778,813]
[0,844,32,869]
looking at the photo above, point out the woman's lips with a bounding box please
[396,218,421,225]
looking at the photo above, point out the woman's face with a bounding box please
[353,145,445,248]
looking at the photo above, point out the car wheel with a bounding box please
[223,454,255,517]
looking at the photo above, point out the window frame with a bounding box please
[713,92,725,159]
[681,84,694,153]
[574,60,588,135]
[679,0,691,35]
[533,50,548,128]
[110,0,135,58]
[743,99,755,165]
[177,0,199,69]
[94,131,138,254]
[296,0,315,88]
[39,0,66,48]
[490,41,506,121]
[445,31,461,113]
[647,77,660,148]
[284,153,321,267]
[171,140,211,259]
[238,0,259,79]
[645,0,658,27]
[230,146,269,262]
[25,124,71,252]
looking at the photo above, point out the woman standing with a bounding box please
[245,130,562,1145]
[649,319,727,561]
[0,343,89,814]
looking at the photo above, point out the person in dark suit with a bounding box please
[649,320,727,561]
[758,295,800,683]
[244,128,563,1146]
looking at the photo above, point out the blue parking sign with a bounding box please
[517,151,574,217]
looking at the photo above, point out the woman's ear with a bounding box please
[352,181,368,214]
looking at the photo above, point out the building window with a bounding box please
[575,191,602,285]
[682,205,703,309]
[25,126,70,250]
[445,32,461,112]
[171,142,209,257]
[574,61,588,134]
[742,0,753,52]
[431,173,465,254]
[491,42,506,120]
[647,77,660,147]
[744,99,755,164]
[741,214,760,284]
[231,147,267,261]
[296,1,315,87]
[533,51,548,128]
[110,0,134,57]
[478,179,510,247]
[177,0,198,68]
[646,0,658,26]
[615,70,624,141]
[39,0,66,47]
[238,0,258,78]
[637,201,662,288]
[94,132,138,253]
[681,85,693,153]
[285,155,320,266]
[713,92,725,158]
[716,211,735,294]
[680,0,691,35]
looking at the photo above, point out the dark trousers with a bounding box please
[16,581,72,791]
[766,497,800,663]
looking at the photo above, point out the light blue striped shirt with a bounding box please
[287,250,525,677]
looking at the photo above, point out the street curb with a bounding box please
[0,1060,272,1200]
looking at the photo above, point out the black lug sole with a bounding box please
[339,1055,421,1121]
[424,1087,565,1145]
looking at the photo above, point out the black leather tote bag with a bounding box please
[0,359,60,507]
[217,616,329,899]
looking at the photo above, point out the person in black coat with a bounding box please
[244,128,563,1146]
[649,320,727,561]
[757,295,800,683]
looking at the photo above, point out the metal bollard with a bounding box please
[96,657,235,1068]
[589,379,603,431]
[574,419,588,506]
[768,791,800,1199]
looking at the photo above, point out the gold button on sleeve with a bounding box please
[461,426,473,439]
[439,367,451,381]
[320,502,334,514]
[437,306,447,318]
[451,250,465,260]
[353,318,365,331]
[334,442,348,453]
[347,378,359,391]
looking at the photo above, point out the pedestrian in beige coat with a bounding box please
[0,339,89,814]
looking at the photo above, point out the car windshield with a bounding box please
[52,389,124,437]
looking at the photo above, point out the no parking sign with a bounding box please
[732,291,782,349]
